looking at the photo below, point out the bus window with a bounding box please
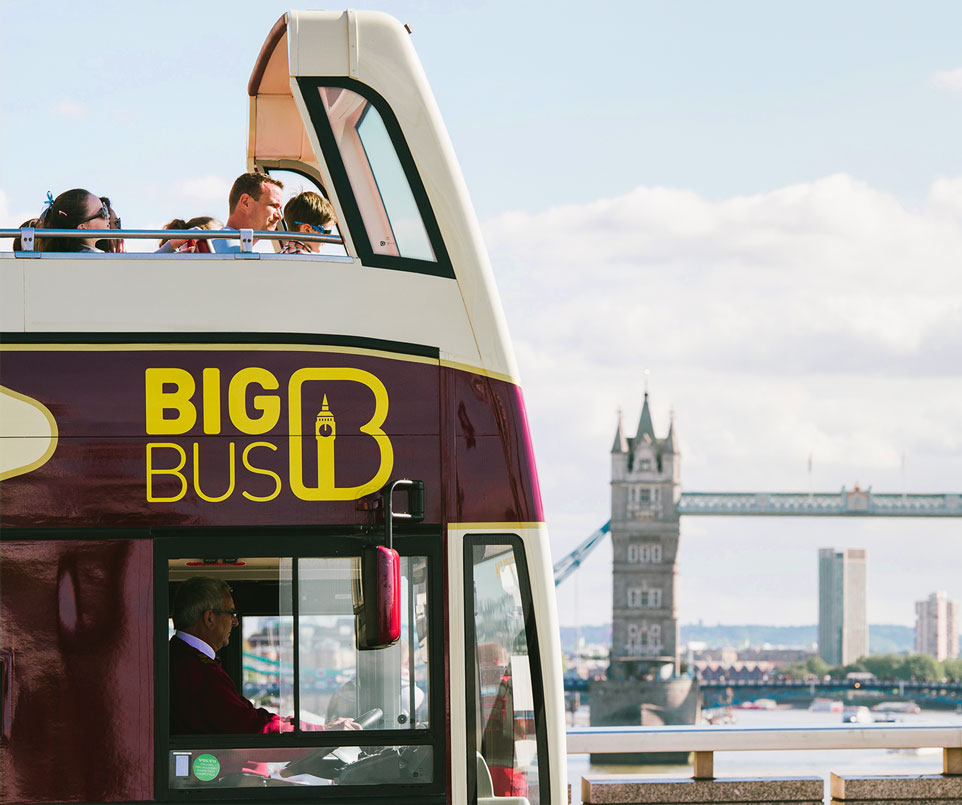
[164,546,436,793]
[317,86,435,262]
[465,537,549,805]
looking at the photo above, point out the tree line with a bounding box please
[782,653,962,683]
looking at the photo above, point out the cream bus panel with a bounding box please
[1,255,483,369]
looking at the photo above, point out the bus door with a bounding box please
[464,534,551,805]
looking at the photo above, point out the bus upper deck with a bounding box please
[0,10,564,805]
[1,9,517,384]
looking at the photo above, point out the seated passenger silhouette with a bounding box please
[169,577,359,734]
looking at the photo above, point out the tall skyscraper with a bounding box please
[609,391,681,673]
[914,591,960,660]
[818,548,868,666]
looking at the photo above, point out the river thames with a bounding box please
[566,706,962,804]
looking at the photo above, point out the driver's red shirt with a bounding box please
[169,637,285,734]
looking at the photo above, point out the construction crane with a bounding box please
[552,521,610,586]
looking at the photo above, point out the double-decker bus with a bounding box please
[0,11,563,805]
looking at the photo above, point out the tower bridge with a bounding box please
[554,391,962,672]
[569,390,962,745]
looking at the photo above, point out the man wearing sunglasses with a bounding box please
[169,576,359,734]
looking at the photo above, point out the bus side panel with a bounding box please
[447,369,544,524]
[0,539,153,803]
[0,347,441,529]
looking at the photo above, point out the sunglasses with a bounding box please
[294,220,332,235]
[79,202,110,226]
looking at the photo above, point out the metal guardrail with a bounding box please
[0,227,343,254]
[567,724,962,778]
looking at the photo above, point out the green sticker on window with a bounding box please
[192,753,220,781]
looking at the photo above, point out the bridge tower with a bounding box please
[609,391,681,675]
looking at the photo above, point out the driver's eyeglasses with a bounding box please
[294,220,332,235]
[79,202,110,226]
[211,608,238,620]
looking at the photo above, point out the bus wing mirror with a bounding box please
[356,545,401,650]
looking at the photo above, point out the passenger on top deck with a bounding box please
[36,189,109,253]
[169,576,361,734]
[280,191,338,255]
[159,172,283,254]
[95,197,125,253]
[158,216,221,248]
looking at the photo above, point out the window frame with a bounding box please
[462,533,551,805]
[153,525,446,802]
[296,76,455,279]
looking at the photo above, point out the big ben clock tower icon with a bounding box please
[315,394,336,492]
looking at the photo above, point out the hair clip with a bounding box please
[37,190,55,222]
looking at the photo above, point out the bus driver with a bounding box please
[169,577,360,734]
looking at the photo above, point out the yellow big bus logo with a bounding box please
[144,367,393,503]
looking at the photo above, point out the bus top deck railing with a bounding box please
[566,724,962,778]
[0,227,343,254]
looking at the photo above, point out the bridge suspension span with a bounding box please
[553,489,962,586]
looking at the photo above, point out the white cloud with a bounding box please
[50,99,86,118]
[483,174,962,626]
[932,68,962,92]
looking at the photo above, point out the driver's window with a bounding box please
[164,549,434,792]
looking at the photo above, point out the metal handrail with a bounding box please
[567,724,962,753]
[0,227,343,252]
[567,724,962,776]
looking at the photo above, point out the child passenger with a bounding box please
[158,216,222,249]
[280,191,337,254]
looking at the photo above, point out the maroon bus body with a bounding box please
[0,346,542,802]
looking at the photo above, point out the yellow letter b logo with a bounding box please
[287,368,392,501]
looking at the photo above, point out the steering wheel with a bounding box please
[279,708,383,779]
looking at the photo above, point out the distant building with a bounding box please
[818,547,868,666]
[914,591,960,661]
[609,391,680,674]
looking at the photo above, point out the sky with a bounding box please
[2,1,961,633]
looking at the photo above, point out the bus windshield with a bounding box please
[165,542,436,791]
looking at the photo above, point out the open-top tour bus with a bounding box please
[0,11,563,805]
